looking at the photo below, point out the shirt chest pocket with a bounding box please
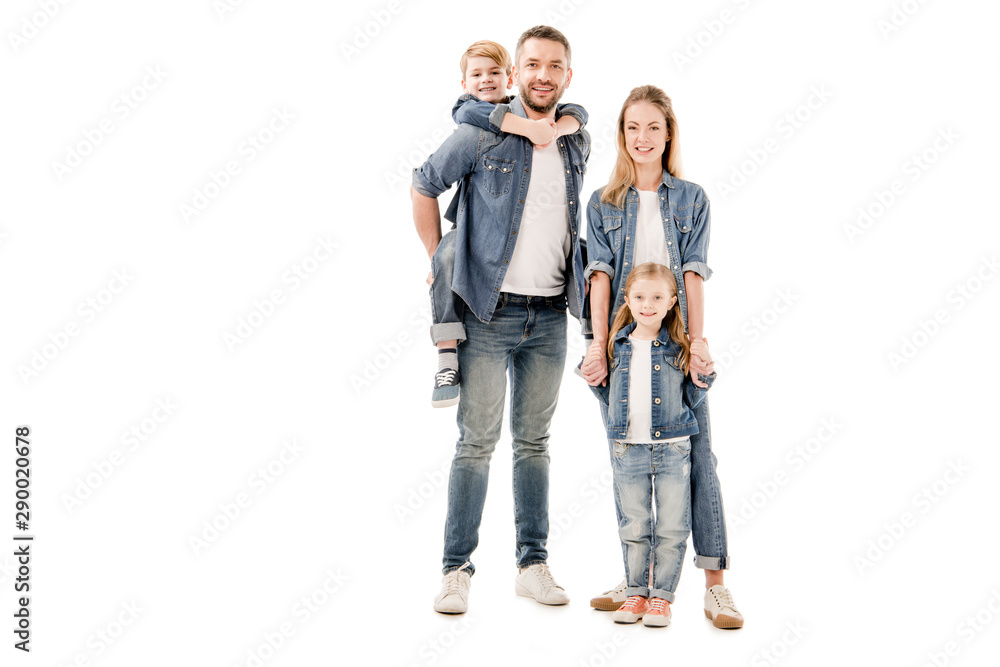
[482,156,515,197]
[602,215,623,253]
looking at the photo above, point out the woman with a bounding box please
[581,85,743,629]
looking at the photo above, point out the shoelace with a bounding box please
[532,564,562,590]
[606,580,627,595]
[435,369,458,384]
[621,595,646,611]
[443,565,470,595]
[713,588,739,612]
[648,598,668,614]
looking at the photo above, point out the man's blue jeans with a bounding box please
[442,293,567,575]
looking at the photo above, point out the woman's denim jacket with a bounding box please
[585,172,712,333]
[591,321,715,441]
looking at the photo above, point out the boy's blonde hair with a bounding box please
[460,40,512,77]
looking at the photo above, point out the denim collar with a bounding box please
[613,320,683,353]
[627,169,676,197]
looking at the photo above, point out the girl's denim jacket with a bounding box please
[591,321,715,441]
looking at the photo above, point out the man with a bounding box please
[411,25,590,614]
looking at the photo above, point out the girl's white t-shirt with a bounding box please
[632,190,671,269]
[624,335,686,444]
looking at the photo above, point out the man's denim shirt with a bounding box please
[441,95,588,226]
[413,96,591,323]
[585,170,712,333]
[591,321,715,441]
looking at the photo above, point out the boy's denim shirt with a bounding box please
[591,321,715,441]
[413,96,591,323]
[450,93,589,134]
[441,94,589,225]
[585,171,712,333]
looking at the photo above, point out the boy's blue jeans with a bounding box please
[612,438,691,602]
[429,229,466,345]
[442,293,567,574]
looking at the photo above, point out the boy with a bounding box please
[426,39,588,407]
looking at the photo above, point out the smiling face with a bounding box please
[512,37,572,115]
[461,56,512,103]
[623,101,669,167]
[625,277,677,330]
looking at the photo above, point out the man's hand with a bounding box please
[582,339,608,386]
[530,119,559,148]
[426,269,434,286]
[689,337,714,387]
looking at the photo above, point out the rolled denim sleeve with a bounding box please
[555,102,588,129]
[684,371,716,410]
[453,96,506,133]
[412,124,480,199]
[679,187,713,281]
[584,190,615,282]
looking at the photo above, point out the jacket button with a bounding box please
[654,364,660,371]
[488,165,493,170]
[654,431,661,437]
[653,341,660,346]
[654,398,661,404]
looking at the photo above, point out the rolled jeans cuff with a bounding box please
[649,588,676,603]
[694,555,730,570]
[430,322,467,345]
[626,586,649,598]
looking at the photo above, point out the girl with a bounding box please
[591,262,715,627]
[583,85,742,629]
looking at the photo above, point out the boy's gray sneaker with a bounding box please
[431,368,460,408]
[434,562,472,614]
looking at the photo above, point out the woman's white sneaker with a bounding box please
[704,585,743,629]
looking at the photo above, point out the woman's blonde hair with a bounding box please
[607,262,690,373]
[601,85,683,209]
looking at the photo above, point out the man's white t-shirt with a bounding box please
[632,189,670,269]
[500,141,570,296]
[624,335,686,444]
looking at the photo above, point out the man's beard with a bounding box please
[518,80,562,114]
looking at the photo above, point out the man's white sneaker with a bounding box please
[704,584,743,629]
[590,578,628,611]
[433,563,472,614]
[514,563,569,605]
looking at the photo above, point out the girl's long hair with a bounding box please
[601,85,683,210]
[607,262,690,373]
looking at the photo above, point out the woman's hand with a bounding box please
[689,337,714,387]
[581,340,608,387]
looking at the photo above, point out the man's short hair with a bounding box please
[460,40,513,76]
[514,25,571,68]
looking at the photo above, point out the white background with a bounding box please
[3,0,999,665]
